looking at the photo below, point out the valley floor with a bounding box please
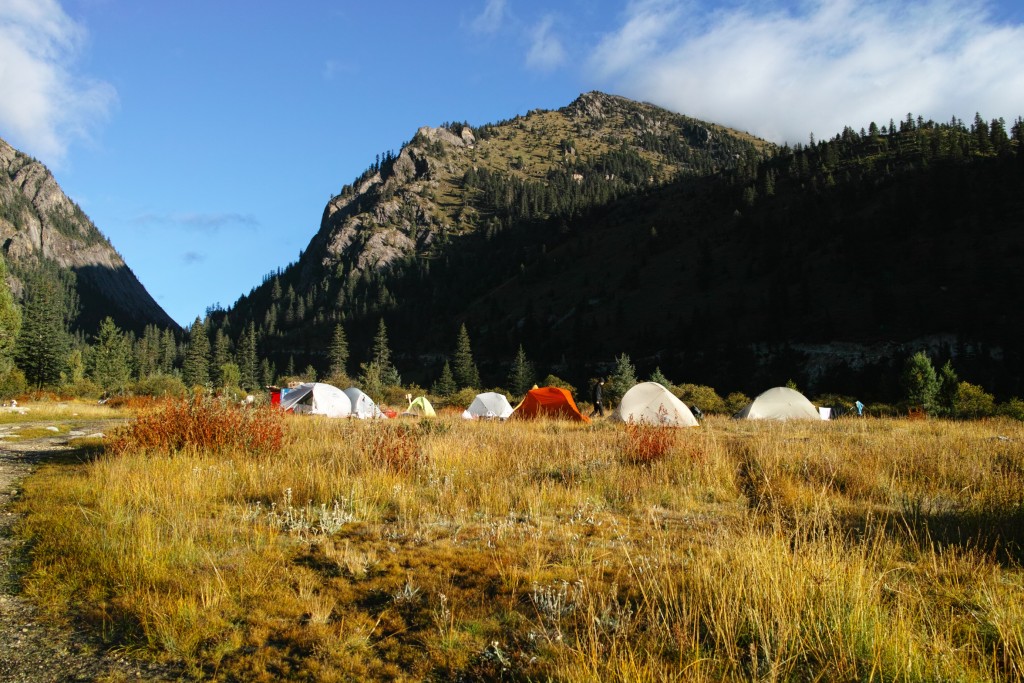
[5,405,1024,681]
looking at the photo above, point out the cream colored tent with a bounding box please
[343,387,386,419]
[611,382,699,427]
[279,382,352,417]
[734,387,820,420]
[461,392,514,420]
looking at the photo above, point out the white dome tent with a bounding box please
[279,383,352,418]
[734,387,821,421]
[461,392,514,420]
[344,387,387,419]
[611,382,699,427]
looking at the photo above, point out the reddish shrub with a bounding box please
[108,398,284,456]
[621,420,677,466]
[369,423,422,473]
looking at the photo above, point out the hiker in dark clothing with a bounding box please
[590,378,605,417]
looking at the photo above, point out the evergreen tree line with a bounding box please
[201,110,1023,404]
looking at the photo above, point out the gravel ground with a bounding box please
[0,420,181,682]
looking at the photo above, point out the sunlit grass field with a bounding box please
[14,408,1024,681]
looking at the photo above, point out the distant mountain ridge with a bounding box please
[216,92,764,364]
[0,137,177,334]
[212,94,1024,399]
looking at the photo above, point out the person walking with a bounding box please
[590,377,605,417]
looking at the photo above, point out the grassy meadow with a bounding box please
[13,405,1024,681]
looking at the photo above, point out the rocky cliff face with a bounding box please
[215,91,766,374]
[294,91,764,291]
[0,137,178,333]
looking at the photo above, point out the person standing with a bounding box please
[590,377,605,417]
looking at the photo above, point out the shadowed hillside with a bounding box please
[212,96,1023,399]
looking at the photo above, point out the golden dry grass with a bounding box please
[14,414,1024,681]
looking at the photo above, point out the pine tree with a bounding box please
[89,317,132,393]
[371,318,401,387]
[159,328,177,374]
[648,366,672,388]
[453,323,480,389]
[937,360,959,417]
[328,323,349,376]
[432,360,457,397]
[14,270,71,388]
[0,257,21,376]
[606,353,637,405]
[901,351,939,413]
[507,344,534,397]
[237,323,259,391]
[182,317,210,388]
[211,329,232,387]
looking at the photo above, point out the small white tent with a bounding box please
[279,383,352,418]
[611,382,699,427]
[344,387,386,419]
[462,392,514,420]
[734,387,821,421]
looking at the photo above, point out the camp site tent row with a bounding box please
[278,383,391,419]
[279,382,825,424]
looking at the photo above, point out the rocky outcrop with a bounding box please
[0,137,178,332]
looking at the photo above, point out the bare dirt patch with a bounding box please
[0,420,178,682]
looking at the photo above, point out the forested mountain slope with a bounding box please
[0,137,177,334]
[213,95,1024,398]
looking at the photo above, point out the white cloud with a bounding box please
[589,0,1024,144]
[471,0,507,34]
[0,0,116,166]
[526,16,567,71]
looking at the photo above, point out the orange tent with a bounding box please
[512,386,590,423]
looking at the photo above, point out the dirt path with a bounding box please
[0,420,178,682]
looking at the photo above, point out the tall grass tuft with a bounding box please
[108,397,284,455]
[621,419,678,466]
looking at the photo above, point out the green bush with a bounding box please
[675,383,727,414]
[0,368,27,399]
[998,398,1024,421]
[540,374,576,396]
[954,382,996,419]
[133,373,188,399]
[724,392,751,416]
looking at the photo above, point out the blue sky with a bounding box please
[2,0,1023,327]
